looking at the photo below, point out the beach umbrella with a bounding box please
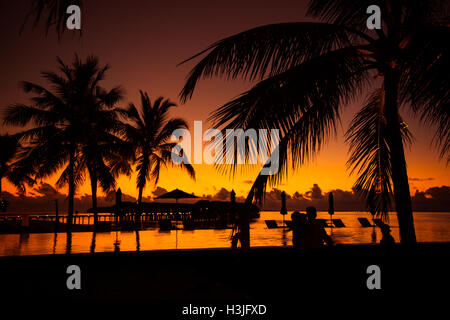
[155,188,199,203]
[116,188,122,205]
[328,192,335,226]
[280,191,287,225]
[156,189,198,250]
[230,190,236,220]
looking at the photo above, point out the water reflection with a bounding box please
[135,230,140,252]
[52,232,57,254]
[113,231,120,253]
[66,231,72,254]
[2,211,449,256]
[281,229,288,246]
[90,232,96,253]
[371,227,377,244]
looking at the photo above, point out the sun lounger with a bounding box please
[316,219,331,227]
[332,219,346,227]
[265,220,287,229]
[284,220,293,228]
[159,220,174,230]
[358,217,374,227]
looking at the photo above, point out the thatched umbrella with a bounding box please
[155,188,199,203]
[281,191,287,226]
[155,189,199,249]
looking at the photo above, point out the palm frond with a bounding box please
[346,88,412,221]
[209,46,369,182]
[400,23,450,162]
[21,0,83,38]
[179,22,359,102]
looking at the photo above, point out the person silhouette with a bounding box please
[305,206,334,248]
[379,223,395,246]
[290,211,308,249]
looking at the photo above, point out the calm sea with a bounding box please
[0,211,449,256]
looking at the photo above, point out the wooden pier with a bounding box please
[0,200,260,234]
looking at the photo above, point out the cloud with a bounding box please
[151,187,168,198]
[411,186,450,211]
[1,183,448,214]
[304,184,324,200]
[409,177,435,182]
[33,183,59,197]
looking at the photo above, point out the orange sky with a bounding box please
[1,0,448,199]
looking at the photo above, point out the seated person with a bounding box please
[290,211,308,249]
[379,223,395,246]
[305,206,334,248]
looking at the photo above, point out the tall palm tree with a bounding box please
[3,55,126,227]
[124,91,195,219]
[180,0,449,245]
[66,59,132,226]
[0,134,34,197]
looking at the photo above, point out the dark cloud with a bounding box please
[152,187,168,198]
[411,186,450,211]
[409,177,435,182]
[304,184,324,200]
[1,183,448,214]
[33,183,59,197]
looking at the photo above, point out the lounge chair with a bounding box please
[332,219,346,228]
[284,220,293,228]
[316,219,331,227]
[358,217,374,227]
[159,220,174,230]
[265,220,287,229]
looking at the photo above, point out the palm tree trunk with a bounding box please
[384,69,417,245]
[67,146,75,228]
[138,186,143,206]
[88,167,98,227]
[136,186,144,225]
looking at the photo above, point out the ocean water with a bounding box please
[0,211,449,256]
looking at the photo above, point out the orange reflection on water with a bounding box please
[0,211,449,256]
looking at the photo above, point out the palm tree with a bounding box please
[3,55,126,227]
[67,59,132,226]
[0,134,34,197]
[179,0,449,245]
[81,137,132,226]
[124,91,195,220]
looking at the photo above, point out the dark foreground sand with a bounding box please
[0,243,448,316]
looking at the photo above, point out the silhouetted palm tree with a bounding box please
[124,91,195,220]
[180,0,449,245]
[66,59,132,226]
[3,55,127,227]
[0,134,34,197]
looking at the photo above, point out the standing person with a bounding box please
[305,207,334,248]
[237,209,250,249]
